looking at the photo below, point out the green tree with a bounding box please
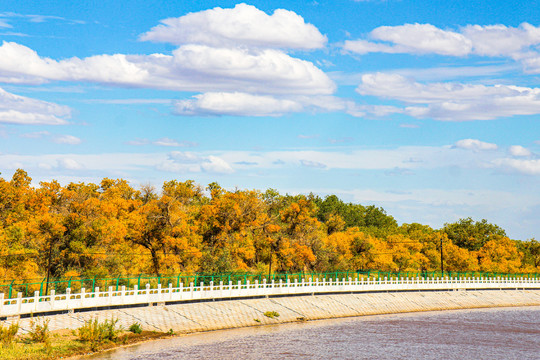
[442,217,506,251]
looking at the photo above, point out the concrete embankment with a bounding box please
[7,290,540,334]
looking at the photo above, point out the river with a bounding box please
[89,306,540,359]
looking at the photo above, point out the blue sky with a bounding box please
[0,0,539,240]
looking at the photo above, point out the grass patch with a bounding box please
[263,311,280,319]
[0,326,172,360]
[129,322,143,334]
[0,322,19,347]
[29,317,51,344]
[77,318,122,351]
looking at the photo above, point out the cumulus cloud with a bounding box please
[174,92,302,116]
[140,3,326,50]
[454,139,498,151]
[344,22,540,74]
[0,42,335,96]
[0,87,70,125]
[508,145,532,157]
[0,5,337,118]
[344,23,472,56]
[461,23,540,58]
[344,22,540,58]
[358,73,540,121]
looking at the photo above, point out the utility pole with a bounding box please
[44,241,53,295]
[440,237,444,276]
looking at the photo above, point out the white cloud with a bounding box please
[343,22,540,72]
[140,3,326,50]
[0,42,335,96]
[0,19,12,28]
[344,22,540,58]
[157,151,233,174]
[508,145,532,157]
[174,92,302,116]
[0,5,336,118]
[454,139,498,152]
[358,73,540,121]
[201,155,234,174]
[343,39,397,55]
[462,23,540,58]
[57,158,83,170]
[152,137,197,147]
[20,130,50,138]
[493,158,540,175]
[53,134,81,145]
[0,87,70,125]
[1,142,536,180]
[168,151,204,164]
[298,134,319,139]
[300,159,326,169]
[344,23,472,56]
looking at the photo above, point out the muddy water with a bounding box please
[89,307,540,360]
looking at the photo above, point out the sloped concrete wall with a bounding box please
[6,290,540,334]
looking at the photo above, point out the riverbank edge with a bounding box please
[4,289,540,359]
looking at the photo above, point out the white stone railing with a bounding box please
[1,276,539,317]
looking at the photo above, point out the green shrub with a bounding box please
[263,311,280,319]
[77,318,121,351]
[0,322,19,347]
[129,322,142,334]
[29,317,50,344]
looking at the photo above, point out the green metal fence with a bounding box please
[1,270,538,299]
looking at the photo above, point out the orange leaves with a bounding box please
[478,237,522,273]
[265,224,281,233]
[0,170,534,280]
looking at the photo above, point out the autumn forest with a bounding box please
[1,169,539,284]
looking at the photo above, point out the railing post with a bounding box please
[66,288,71,310]
[0,293,4,314]
[108,286,113,305]
[50,289,56,309]
[33,290,39,312]
[16,292,22,314]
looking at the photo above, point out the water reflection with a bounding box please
[89,307,540,360]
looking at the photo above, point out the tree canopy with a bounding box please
[0,170,537,282]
